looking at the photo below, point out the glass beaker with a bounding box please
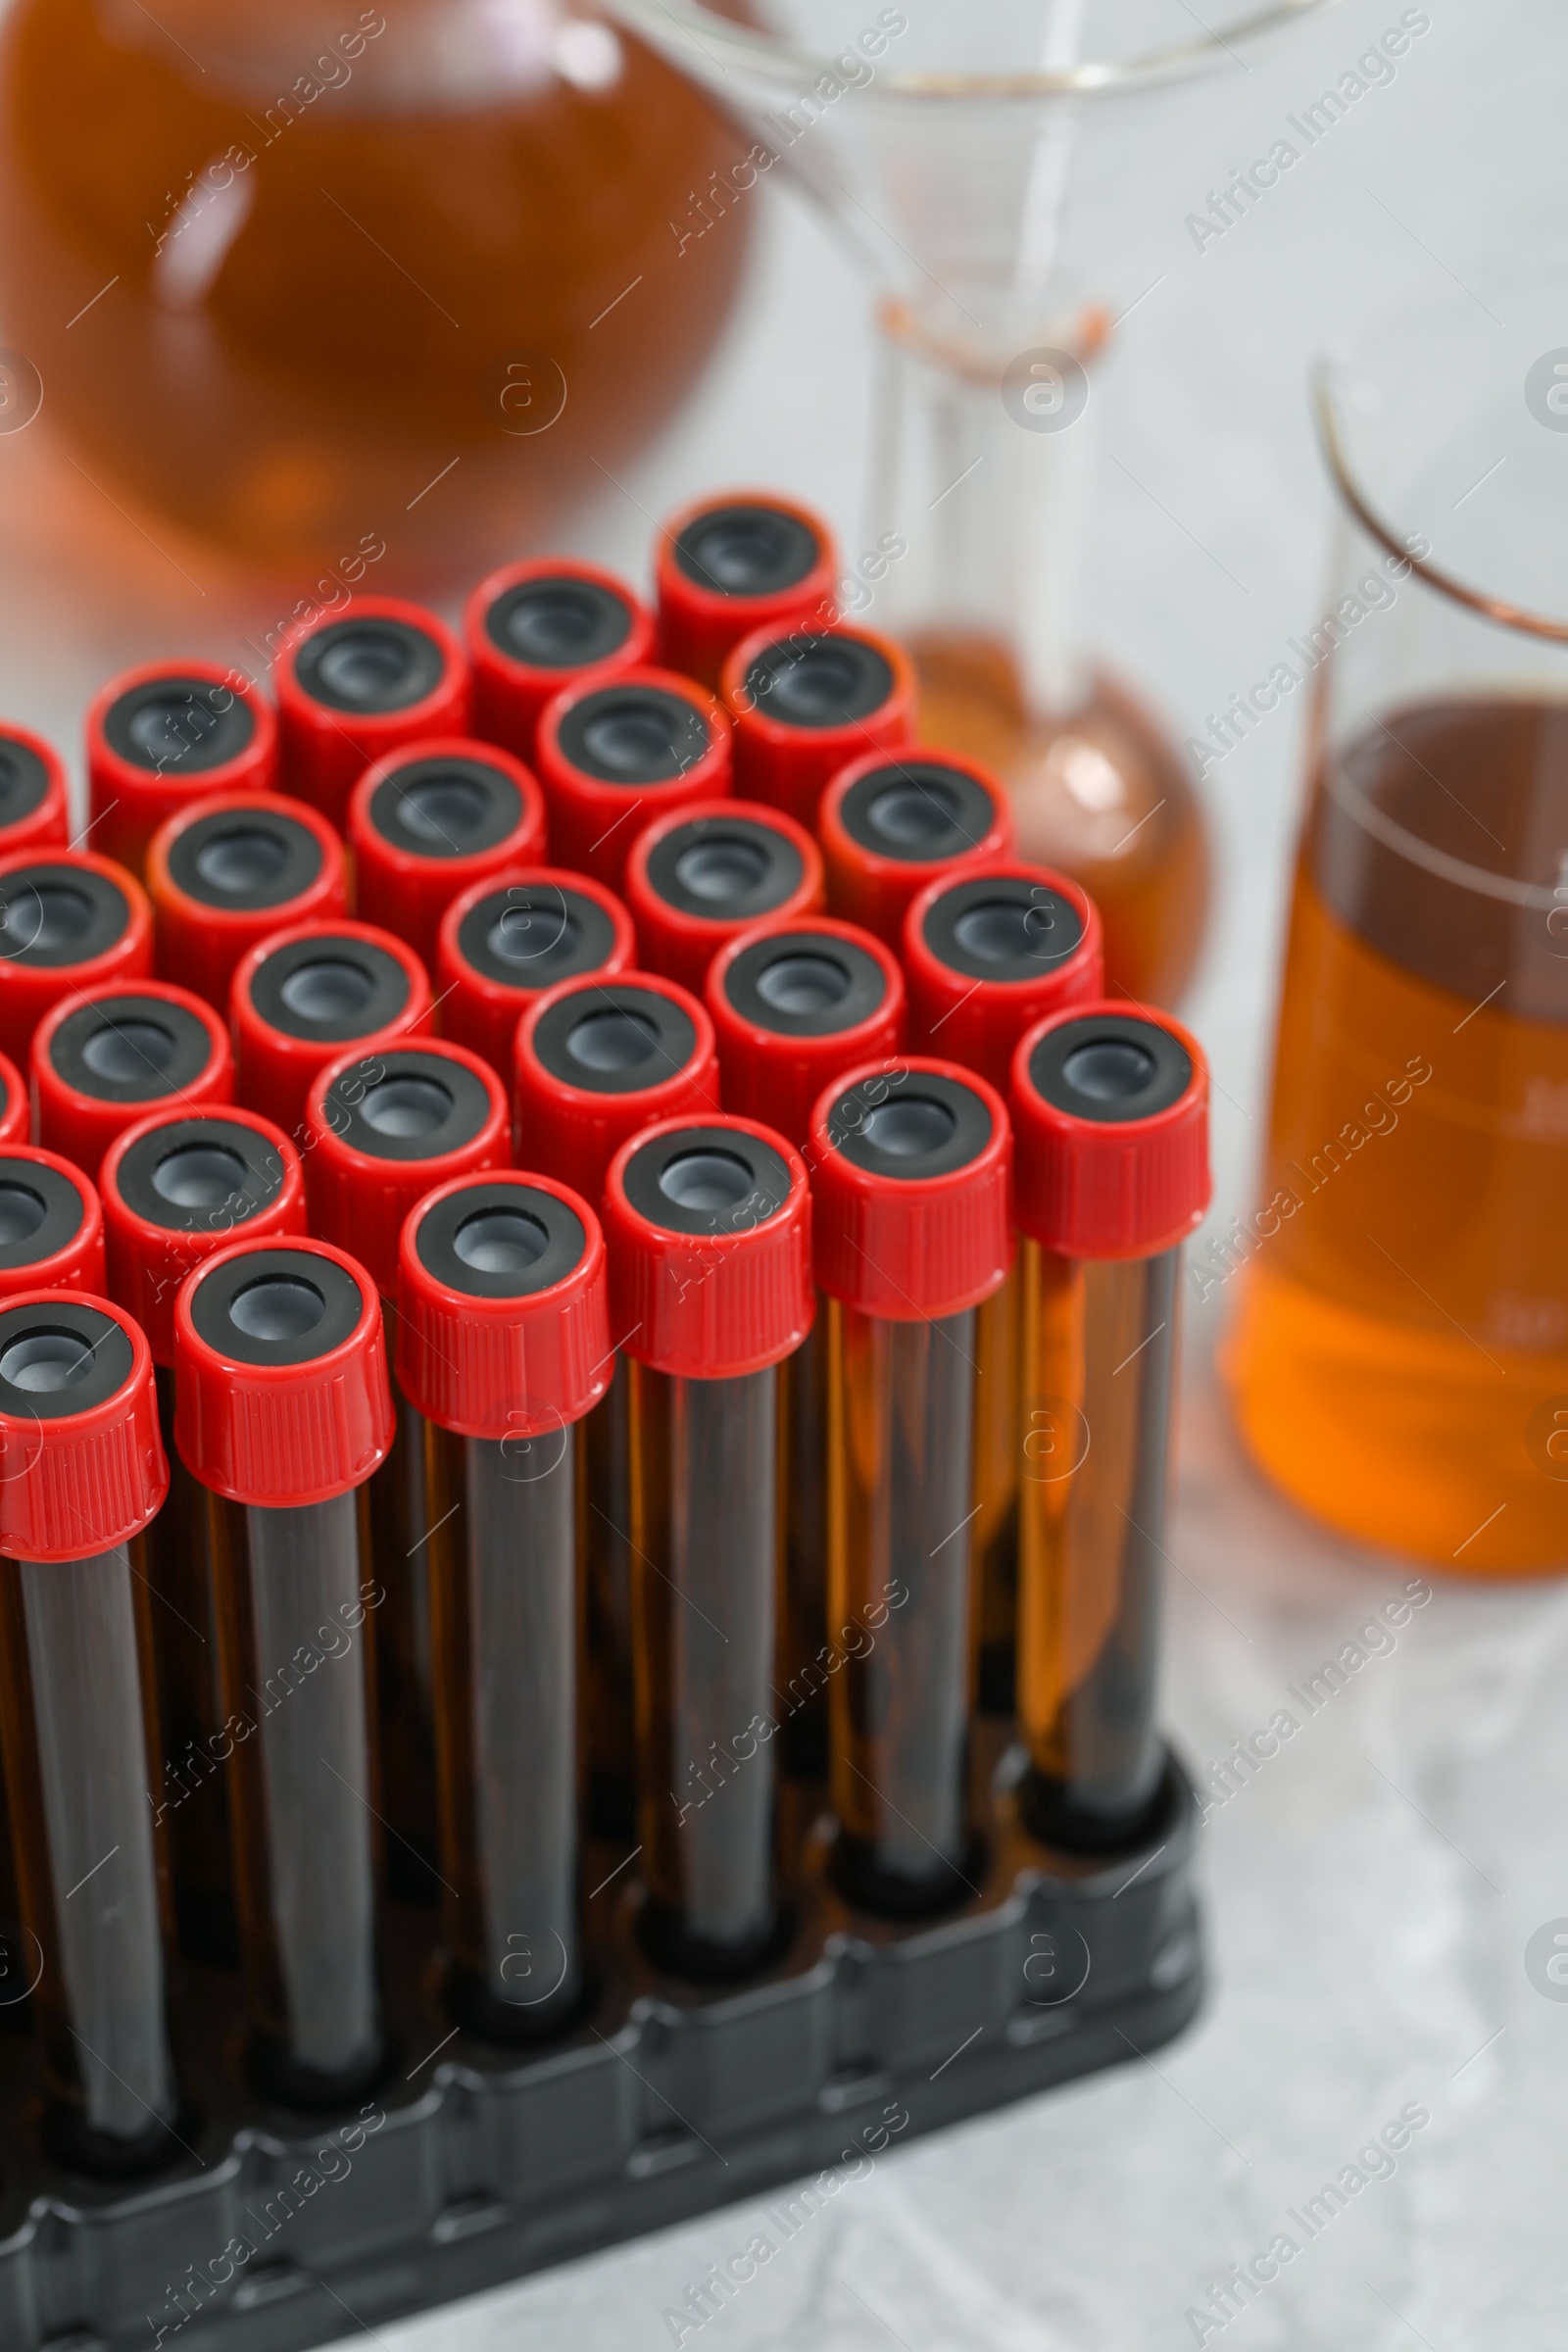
[601,0,1341,1003]
[1225,278,1568,1575]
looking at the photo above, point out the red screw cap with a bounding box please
[85,661,279,878]
[174,1236,394,1506]
[903,860,1104,1092]
[275,597,470,828]
[1011,1002,1211,1261]
[720,620,916,829]
[514,970,718,1205]
[147,790,347,1009]
[0,1147,106,1298]
[623,798,824,998]
[230,916,433,1143]
[0,1293,167,1562]
[397,1169,611,1439]
[101,1106,306,1367]
[820,748,1014,946]
[33,979,234,1182]
[435,864,636,1078]
[465,558,657,761]
[707,915,905,1152]
[0,850,155,1068]
[809,1056,1012,1322]
[0,724,70,858]
[534,665,732,889]
[0,1046,26,1144]
[304,1038,511,1299]
[655,490,839,689]
[604,1112,813,1380]
[348,736,548,969]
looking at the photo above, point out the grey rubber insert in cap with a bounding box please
[167,806,322,913]
[531,983,699,1098]
[456,881,616,994]
[720,927,887,1040]
[0,1298,132,1419]
[621,1122,791,1238]
[743,634,893,732]
[839,758,998,863]
[416,1177,586,1301]
[247,932,410,1045]
[102,677,254,774]
[368,755,521,860]
[190,1245,365,1370]
[0,862,129,969]
[0,732,52,828]
[920,872,1084,984]
[112,1115,288,1234]
[673,503,819,598]
[0,1154,86,1272]
[293,617,445,715]
[1028,1012,1192,1127]
[47,993,217,1105]
[486,576,632,671]
[317,1049,494,1164]
[826,1069,992,1183]
[557,684,710,785]
[646,813,803,925]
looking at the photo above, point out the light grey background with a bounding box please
[4,2,1565,2343]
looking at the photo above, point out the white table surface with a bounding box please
[4,3,1564,2344]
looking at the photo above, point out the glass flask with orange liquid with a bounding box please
[601,4,1351,1006]
[1225,286,1568,1575]
[0,0,751,574]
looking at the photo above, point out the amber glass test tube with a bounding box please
[1011,1004,1209,1850]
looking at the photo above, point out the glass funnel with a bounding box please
[603,0,1342,1004]
[1225,274,1568,1576]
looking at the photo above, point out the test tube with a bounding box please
[819,748,1014,946]
[655,491,839,690]
[398,1168,611,2037]
[147,791,348,1010]
[101,1106,306,1962]
[809,1057,1012,1916]
[174,1236,395,2106]
[305,1040,510,1902]
[85,662,279,880]
[1010,1004,1209,1852]
[623,798,824,997]
[719,621,916,828]
[903,861,1104,1714]
[465,557,656,761]
[32,979,233,1181]
[0,1047,27,1144]
[0,722,70,858]
[603,1113,812,1975]
[348,736,548,968]
[534,667,732,890]
[275,598,470,827]
[230,916,433,1140]
[0,1291,182,2172]
[435,865,635,1078]
[514,971,718,1836]
[0,849,154,1067]
[706,916,906,1777]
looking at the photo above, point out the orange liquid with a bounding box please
[1226,698,1568,1574]
[0,0,750,573]
[909,631,1212,1007]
